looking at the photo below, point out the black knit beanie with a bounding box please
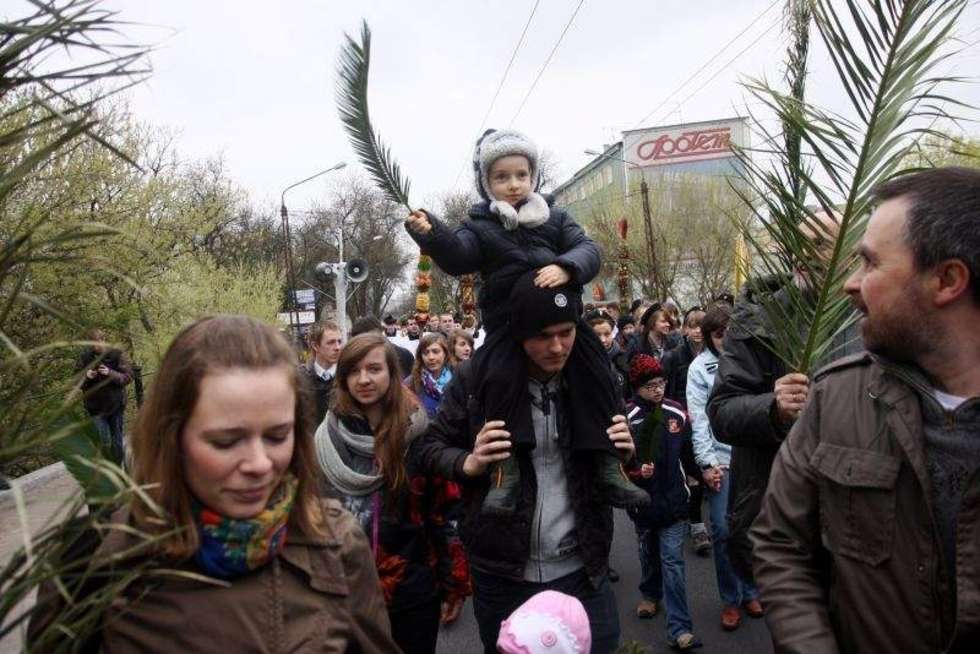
[508,270,581,342]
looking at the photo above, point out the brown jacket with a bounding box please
[752,352,980,653]
[99,499,398,653]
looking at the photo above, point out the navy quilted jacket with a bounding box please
[408,197,601,331]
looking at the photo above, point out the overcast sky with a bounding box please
[89,0,980,213]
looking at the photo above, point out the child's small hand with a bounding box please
[535,264,570,288]
[405,210,432,235]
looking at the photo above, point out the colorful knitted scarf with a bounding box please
[421,367,452,401]
[193,474,297,579]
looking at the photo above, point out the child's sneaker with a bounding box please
[670,633,702,650]
[598,453,651,508]
[482,456,519,514]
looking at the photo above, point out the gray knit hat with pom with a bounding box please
[472,129,541,201]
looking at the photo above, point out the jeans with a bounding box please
[707,469,758,605]
[388,597,440,654]
[638,521,692,642]
[635,525,663,602]
[471,567,621,654]
[92,411,125,463]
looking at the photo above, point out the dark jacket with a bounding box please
[319,412,471,614]
[707,276,863,581]
[662,337,700,408]
[626,397,699,530]
[706,278,792,581]
[76,347,133,417]
[626,330,680,365]
[298,362,334,426]
[392,344,415,379]
[407,197,600,331]
[417,361,614,587]
[607,341,631,401]
[752,352,980,653]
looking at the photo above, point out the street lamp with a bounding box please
[280,161,346,342]
[584,148,659,297]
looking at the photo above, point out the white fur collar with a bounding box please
[490,192,550,231]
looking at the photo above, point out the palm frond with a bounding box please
[335,21,412,212]
[734,0,969,373]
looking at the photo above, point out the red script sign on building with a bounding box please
[636,127,730,163]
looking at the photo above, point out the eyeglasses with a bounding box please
[641,379,667,391]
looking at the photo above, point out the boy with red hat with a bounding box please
[626,354,701,650]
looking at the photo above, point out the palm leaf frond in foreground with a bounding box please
[335,20,413,212]
[733,0,968,373]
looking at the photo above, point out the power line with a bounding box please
[452,0,542,190]
[664,13,784,124]
[630,0,781,130]
[509,0,587,126]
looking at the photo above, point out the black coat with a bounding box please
[77,348,132,417]
[297,363,334,426]
[706,275,863,581]
[392,343,414,379]
[417,360,614,586]
[607,341,631,401]
[408,197,600,331]
[662,337,700,408]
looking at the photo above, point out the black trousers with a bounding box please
[471,568,620,654]
[388,597,441,654]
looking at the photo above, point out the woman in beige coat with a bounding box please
[33,315,399,653]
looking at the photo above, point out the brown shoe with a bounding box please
[721,605,741,631]
[743,599,764,618]
[636,599,658,619]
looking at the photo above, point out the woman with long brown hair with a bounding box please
[58,315,397,652]
[407,331,453,417]
[315,333,471,654]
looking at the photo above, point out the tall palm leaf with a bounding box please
[335,20,412,212]
[732,0,968,373]
[335,20,437,319]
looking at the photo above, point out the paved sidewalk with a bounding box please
[0,464,82,654]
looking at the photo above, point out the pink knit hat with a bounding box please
[496,590,591,654]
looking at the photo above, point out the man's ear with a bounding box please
[931,259,971,308]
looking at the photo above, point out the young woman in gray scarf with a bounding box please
[314,333,471,654]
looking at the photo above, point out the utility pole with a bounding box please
[335,220,347,336]
[638,176,659,298]
[279,203,302,342]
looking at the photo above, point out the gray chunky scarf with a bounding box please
[314,408,428,497]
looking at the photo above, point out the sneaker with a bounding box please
[607,566,620,583]
[635,599,658,619]
[482,456,519,515]
[743,598,764,618]
[721,605,741,631]
[670,632,702,650]
[598,453,651,509]
[691,529,712,556]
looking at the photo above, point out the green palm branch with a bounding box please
[732,0,969,373]
[336,20,413,212]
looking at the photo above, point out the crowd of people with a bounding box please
[55,127,980,654]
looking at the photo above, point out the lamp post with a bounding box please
[280,162,346,342]
[584,149,660,299]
